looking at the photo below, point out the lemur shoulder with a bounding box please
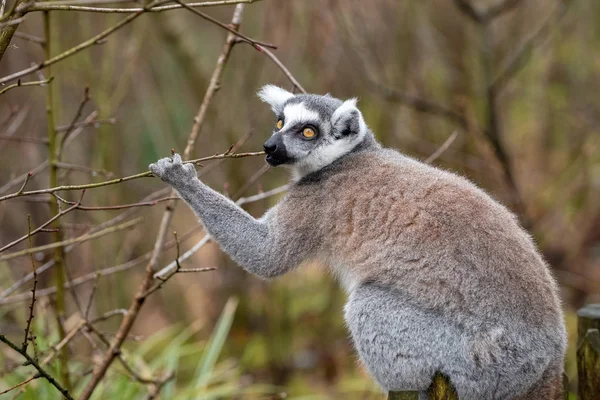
[150,85,567,400]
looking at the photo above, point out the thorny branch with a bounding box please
[0,334,74,400]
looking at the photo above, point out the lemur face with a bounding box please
[258,85,367,176]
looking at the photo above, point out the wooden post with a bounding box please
[577,304,600,400]
[427,373,459,400]
[388,372,458,400]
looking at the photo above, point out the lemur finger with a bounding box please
[183,163,196,174]
[172,153,182,164]
[157,158,172,169]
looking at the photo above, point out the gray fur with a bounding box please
[149,87,567,400]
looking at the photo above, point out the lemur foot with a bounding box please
[149,153,197,187]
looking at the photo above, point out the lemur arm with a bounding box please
[149,154,308,278]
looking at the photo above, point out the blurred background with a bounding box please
[0,0,599,398]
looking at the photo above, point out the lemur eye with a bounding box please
[302,127,316,139]
[276,120,283,130]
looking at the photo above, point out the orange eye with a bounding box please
[276,120,283,130]
[302,127,316,138]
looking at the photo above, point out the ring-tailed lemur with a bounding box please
[149,85,567,400]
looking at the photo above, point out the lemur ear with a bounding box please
[257,85,294,113]
[331,98,366,138]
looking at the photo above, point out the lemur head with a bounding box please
[258,85,369,177]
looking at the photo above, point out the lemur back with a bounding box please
[150,85,567,399]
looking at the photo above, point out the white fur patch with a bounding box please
[282,102,320,128]
[293,100,367,178]
[257,85,294,113]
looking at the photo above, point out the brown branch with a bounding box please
[0,375,40,395]
[21,0,260,13]
[54,194,179,210]
[0,334,74,400]
[58,86,90,153]
[0,217,140,262]
[0,76,54,96]
[13,31,45,45]
[173,0,275,50]
[0,187,172,299]
[55,117,115,132]
[0,225,202,305]
[254,44,306,93]
[0,0,168,85]
[77,6,246,398]
[54,162,114,178]
[0,111,101,196]
[424,131,459,164]
[0,191,84,253]
[0,150,264,202]
[21,215,38,354]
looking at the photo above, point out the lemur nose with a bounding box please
[263,142,277,154]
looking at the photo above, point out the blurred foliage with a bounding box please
[0,0,599,398]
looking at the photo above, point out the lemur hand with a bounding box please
[149,153,197,187]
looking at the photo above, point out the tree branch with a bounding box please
[0,334,74,400]
[0,76,54,96]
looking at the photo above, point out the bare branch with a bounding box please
[0,150,265,202]
[0,334,74,400]
[254,44,306,93]
[0,76,53,96]
[22,0,261,13]
[0,188,172,298]
[0,217,140,262]
[0,0,168,85]
[21,215,38,354]
[77,6,247,397]
[174,0,275,49]
[424,131,459,164]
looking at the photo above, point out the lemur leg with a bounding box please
[344,283,445,395]
[149,154,309,278]
[346,283,565,400]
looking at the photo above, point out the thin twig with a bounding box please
[55,117,115,132]
[22,0,260,12]
[254,44,306,93]
[13,31,45,44]
[173,0,275,50]
[0,217,141,262]
[0,226,202,305]
[58,86,90,153]
[53,194,179,210]
[0,151,265,202]
[21,215,38,354]
[0,191,84,253]
[54,162,114,178]
[0,375,40,395]
[0,188,172,299]
[0,334,74,400]
[0,76,53,95]
[84,273,100,319]
[424,131,459,164]
[0,0,169,85]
